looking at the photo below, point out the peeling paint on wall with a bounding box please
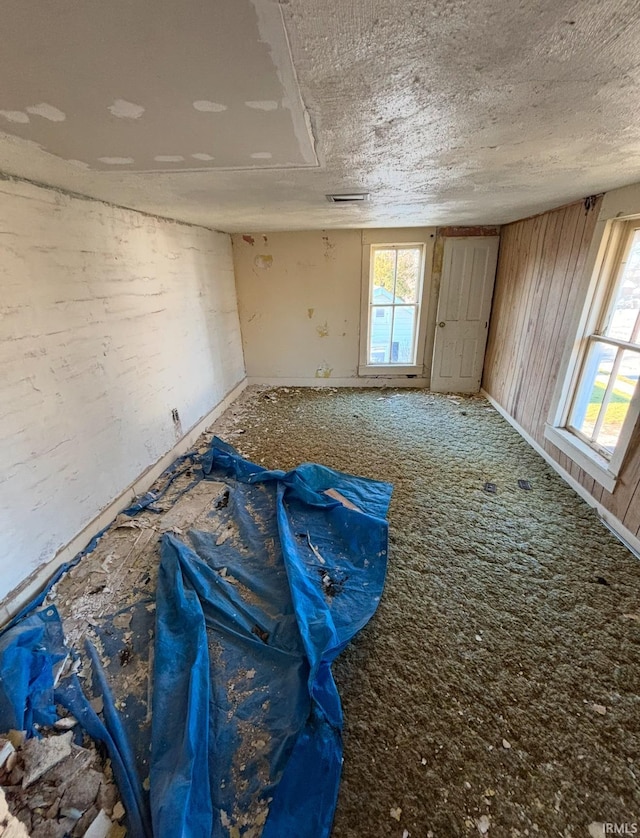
[254,254,273,269]
[316,321,329,337]
[315,362,333,378]
[432,236,445,276]
[322,234,335,260]
[232,230,363,381]
[0,177,245,601]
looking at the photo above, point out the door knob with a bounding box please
[438,321,446,327]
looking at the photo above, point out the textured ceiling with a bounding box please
[1,0,640,231]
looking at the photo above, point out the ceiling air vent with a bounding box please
[326,193,369,204]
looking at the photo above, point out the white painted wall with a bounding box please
[0,178,245,601]
[232,229,436,384]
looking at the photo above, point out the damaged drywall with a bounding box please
[232,230,362,382]
[232,228,438,385]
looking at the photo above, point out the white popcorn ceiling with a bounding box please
[0,0,639,231]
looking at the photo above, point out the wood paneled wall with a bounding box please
[483,197,640,538]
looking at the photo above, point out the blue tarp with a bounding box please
[0,438,392,838]
[0,607,153,838]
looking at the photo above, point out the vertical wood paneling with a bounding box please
[483,196,640,537]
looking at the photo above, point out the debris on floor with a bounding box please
[0,421,392,838]
[0,786,29,838]
[476,813,491,834]
[0,724,123,837]
[4,386,640,837]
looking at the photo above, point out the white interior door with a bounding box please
[431,237,499,393]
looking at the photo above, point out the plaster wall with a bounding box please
[232,229,440,384]
[0,178,245,601]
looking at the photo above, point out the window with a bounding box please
[359,230,433,376]
[545,218,640,490]
[367,246,423,365]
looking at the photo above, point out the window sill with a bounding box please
[358,364,422,377]
[543,424,617,493]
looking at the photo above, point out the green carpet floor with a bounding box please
[219,387,640,838]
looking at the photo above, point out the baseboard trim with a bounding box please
[247,376,430,388]
[0,377,248,628]
[481,388,640,560]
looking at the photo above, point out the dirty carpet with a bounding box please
[37,387,640,837]
[218,387,640,838]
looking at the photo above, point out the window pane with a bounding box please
[568,341,614,438]
[369,306,392,363]
[390,305,417,363]
[372,249,397,299]
[595,350,640,453]
[604,228,640,343]
[395,248,421,303]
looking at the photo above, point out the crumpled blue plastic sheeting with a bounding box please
[0,607,153,838]
[0,606,66,733]
[122,451,202,516]
[0,437,391,838]
[151,438,392,838]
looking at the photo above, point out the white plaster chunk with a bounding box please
[21,730,73,787]
[250,152,272,159]
[154,155,185,163]
[0,109,29,123]
[108,99,145,119]
[193,100,227,112]
[0,787,29,837]
[26,103,66,122]
[0,738,15,768]
[98,156,134,165]
[84,809,113,838]
[54,715,78,730]
[245,100,278,111]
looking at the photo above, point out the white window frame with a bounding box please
[358,228,434,376]
[545,213,640,492]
